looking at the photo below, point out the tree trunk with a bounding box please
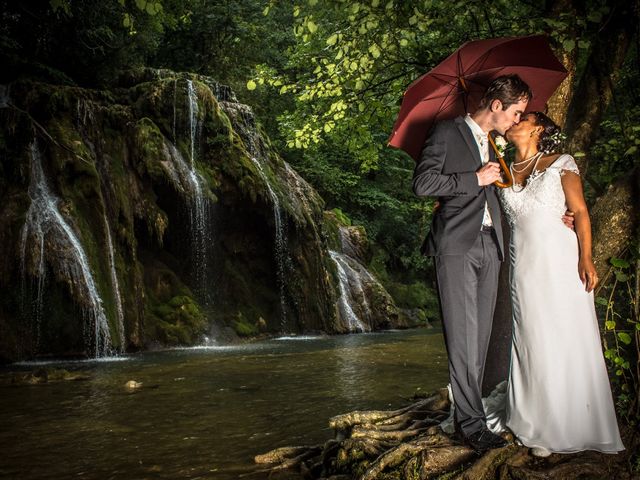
[564,0,638,171]
[591,170,640,285]
[544,0,578,128]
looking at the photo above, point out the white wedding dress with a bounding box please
[441,154,624,453]
[498,154,624,453]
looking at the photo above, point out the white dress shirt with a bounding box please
[464,114,493,227]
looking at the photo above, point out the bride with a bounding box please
[497,111,625,457]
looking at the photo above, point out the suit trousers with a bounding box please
[435,229,500,436]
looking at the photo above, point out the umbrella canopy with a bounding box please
[388,35,568,161]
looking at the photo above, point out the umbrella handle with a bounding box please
[488,135,513,188]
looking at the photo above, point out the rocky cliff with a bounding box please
[0,69,404,362]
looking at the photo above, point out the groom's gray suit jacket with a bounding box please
[412,115,506,435]
[412,116,505,261]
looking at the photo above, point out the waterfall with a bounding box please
[103,213,125,352]
[20,140,112,357]
[187,80,199,167]
[329,251,369,333]
[219,101,289,330]
[167,79,211,306]
[172,78,178,142]
[161,138,211,304]
[249,157,288,329]
[200,76,237,103]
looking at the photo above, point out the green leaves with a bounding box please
[615,272,629,282]
[610,257,630,269]
[562,39,576,52]
[598,247,637,416]
[49,0,71,15]
[618,332,632,345]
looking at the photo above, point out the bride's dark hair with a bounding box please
[530,111,563,154]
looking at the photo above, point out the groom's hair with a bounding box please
[478,75,532,110]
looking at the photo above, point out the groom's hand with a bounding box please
[476,162,501,186]
[562,210,575,230]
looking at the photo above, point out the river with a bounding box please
[0,328,448,479]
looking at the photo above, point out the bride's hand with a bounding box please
[579,257,598,292]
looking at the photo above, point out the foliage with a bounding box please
[151,0,295,142]
[244,0,628,287]
[598,252,640,421]
[587,49,640,198]
[0,0,175,86]
[253,0,608,172]
[291,137,433,279]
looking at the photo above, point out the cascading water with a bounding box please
[172,78,178,143]
[20,140,112,357]
[187,80,199,168]
[219,101,289,331]
[329,250,369,333]
[103,213,125,352]
[249,156,288,329]
[74,98,125,352]
[168,79,211,306]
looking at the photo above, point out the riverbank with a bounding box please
[254,389,638,480]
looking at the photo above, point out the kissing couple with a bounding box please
[413,74,624,457]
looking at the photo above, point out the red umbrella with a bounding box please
[388,35,568,162]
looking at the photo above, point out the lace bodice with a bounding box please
[499,154,579,225]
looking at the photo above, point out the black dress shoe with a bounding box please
[465,428,508,453]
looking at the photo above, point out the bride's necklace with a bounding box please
[511,151,543,173]
[510,152,544,192]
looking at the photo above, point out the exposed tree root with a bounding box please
[255,389,635,479]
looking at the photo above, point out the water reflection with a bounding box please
[275,335,326,341]
[0,328,447,480]
[15,356,133,366]
[334,333,371,403]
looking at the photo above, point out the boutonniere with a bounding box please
[494,134,508,156]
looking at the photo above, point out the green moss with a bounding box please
[322,211,343,251]
[133,117,167,181]
[386,282,433,309]
[332,208,352,226]
[143,260,207,347]
[232,312,258,337]
[148,294,206,345]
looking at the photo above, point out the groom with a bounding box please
[412,75,531,452]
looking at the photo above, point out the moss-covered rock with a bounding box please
[0,68,410,362]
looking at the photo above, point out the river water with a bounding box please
[0,328,448,479]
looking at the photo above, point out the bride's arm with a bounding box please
[561,172,598,292]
